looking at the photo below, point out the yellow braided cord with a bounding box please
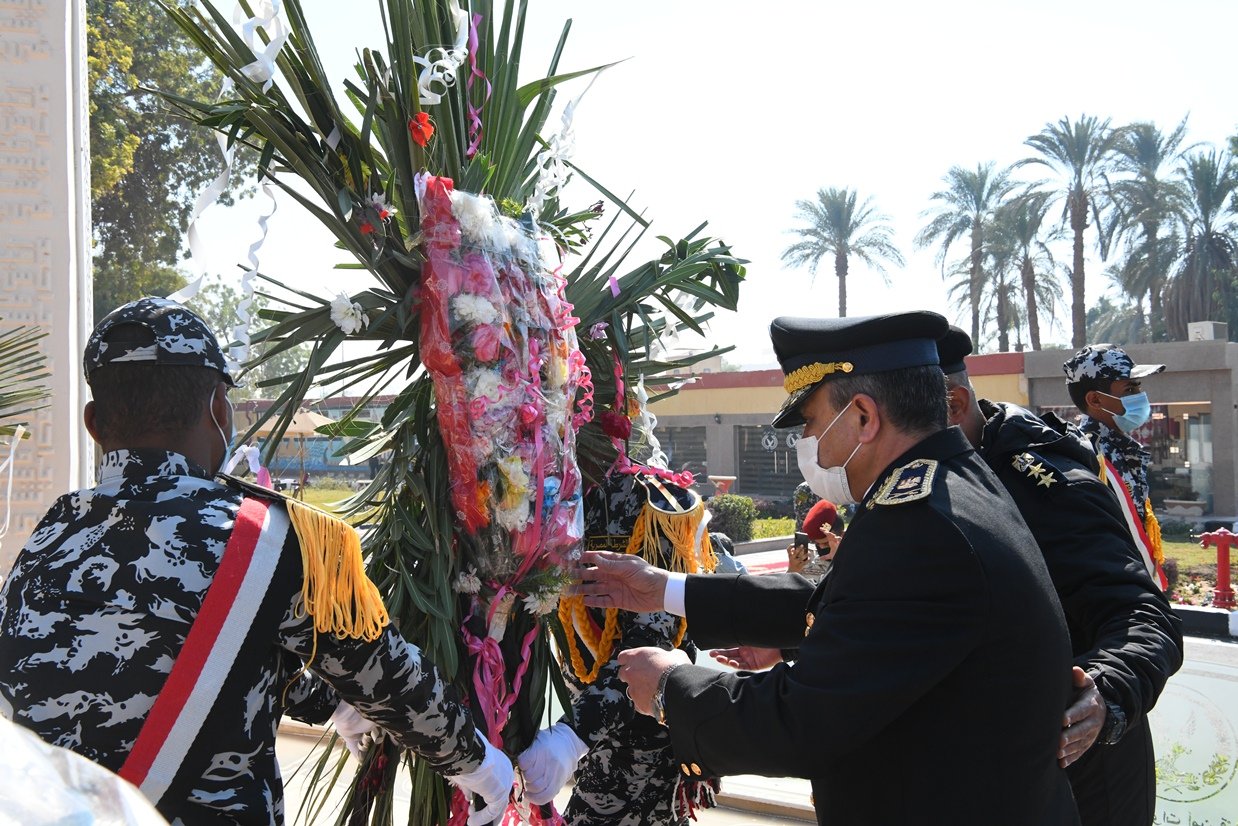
[561,498,717,683]
[286,499,389,642]
[1144,500,1164,566]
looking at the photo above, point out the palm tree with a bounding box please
[1108,119,1191,339]
[781,187,904,317]
[915,162,1016,345]
[991,191,1061,351]
[1019,115,1123,347]
[1164,149,1238,338]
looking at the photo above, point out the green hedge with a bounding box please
[710,494,758,542]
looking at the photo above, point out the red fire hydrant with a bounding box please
[1199,527,1236,610]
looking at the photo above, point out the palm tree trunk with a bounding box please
[1070,189,1088,347]
[1021,256,1041,350]
[1145,222,1164,341]
[996,272,1009,352]
[970,220,983,345]
[835,248,848,317]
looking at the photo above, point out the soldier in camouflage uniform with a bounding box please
[0,298,511,825]
[1063,344,1166,521]
[521,472,716,825]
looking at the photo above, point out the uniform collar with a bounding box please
[98,448,216,485]
[860,426,972,508]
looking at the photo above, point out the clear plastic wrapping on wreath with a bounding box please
[418,175,587,580]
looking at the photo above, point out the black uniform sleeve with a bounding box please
[682,572,817,650]
[1001,463,1183,726]
[662,505,987,776]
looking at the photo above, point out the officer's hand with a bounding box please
[517,722,588,806]
[617,647,690,716]
[710,646,782,671]
[819,531,842,560]
[1060,666,1104,767]
[571,551,669,613]
[448,734,514,825]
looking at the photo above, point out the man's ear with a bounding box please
[84,400,100,444]
[208,381,229,425]
[945,385,969,425]
[852,394,881,443]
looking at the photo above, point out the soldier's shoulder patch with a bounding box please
[870,458,938,507]
[1009,451,1065,491]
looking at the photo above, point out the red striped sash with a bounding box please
[120,496,289,805]
[1099,456,1168,590]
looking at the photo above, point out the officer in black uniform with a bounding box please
[574,311,1081,826]
[938,328,1182,826]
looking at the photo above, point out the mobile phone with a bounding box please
[794,531,809,548]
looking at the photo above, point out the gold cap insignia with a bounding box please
[784,361,855,394]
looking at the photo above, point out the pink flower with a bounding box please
[518,403,540,426]
[462,255,495,295]
[588,322,608,340]
[472,324,502,362]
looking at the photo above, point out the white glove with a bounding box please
[449,734,514,826]
[516,722,588,806]
[330,701,380,762]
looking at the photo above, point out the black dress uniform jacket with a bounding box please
[661,427,1080,825]
[979,401,1182,826]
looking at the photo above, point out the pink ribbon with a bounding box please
[465,13,492,160]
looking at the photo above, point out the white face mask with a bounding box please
[795,400,863,505]
[210,387,235,476]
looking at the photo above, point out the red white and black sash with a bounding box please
[120,496,292,816]
[1099,456,1169,590]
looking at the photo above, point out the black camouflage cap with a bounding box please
[770,311,948,429]
[936,326,972,375]
[84,296,236,386]
[1062,343,1164,384]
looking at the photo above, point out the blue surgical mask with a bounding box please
[1103,391,1151,434]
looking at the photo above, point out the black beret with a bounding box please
[769,311,948,429]
[937,326,972,375]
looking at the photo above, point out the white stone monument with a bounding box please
[0,0,93,573]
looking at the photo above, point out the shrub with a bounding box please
[1157,519,1195,541]
[750,495,794,519]
[709,494,759,542]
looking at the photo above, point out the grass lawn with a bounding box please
[299,485,354,510]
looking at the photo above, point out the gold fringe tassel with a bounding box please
[1144,499,1164,567]
[285,499,389,642]
[560,497,716,684]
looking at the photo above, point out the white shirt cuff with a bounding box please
[664,572,687,617]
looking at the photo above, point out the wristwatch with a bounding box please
[651,664,680,726]
[1098,699,1127,746]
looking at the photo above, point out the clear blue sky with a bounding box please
[195,0,1238,367]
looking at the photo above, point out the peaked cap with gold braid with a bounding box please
[558,471,717,684]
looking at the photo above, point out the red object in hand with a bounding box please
[1200,527,1236,610]
[802,499,839,543]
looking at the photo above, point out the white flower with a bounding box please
[329,293,369,335]
[453,566,481,595]
[498,454,530,491]
[467,368,503,402]
[451,189,499,246]
[368,192,397,221]
[522,586,560,617]
[452,293,500,326]
[495,500,530,532]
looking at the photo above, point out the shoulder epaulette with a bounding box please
[870,458,938,508]
[218,473,291,503]
[1010,451,1066,492]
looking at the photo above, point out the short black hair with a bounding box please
[1067,377,1113,413]
[825,365,948,435]
[87,324,223,443]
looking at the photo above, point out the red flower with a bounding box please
[359,220,375,235]
[408,112,435,147]
[598,410,632,441]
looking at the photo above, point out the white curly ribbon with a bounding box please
[0,425,26,544]
[633,374,670,470]
[526,74,599,219]
[228,180,278,374]
[414,3,469,105]
[235,0,290,92]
